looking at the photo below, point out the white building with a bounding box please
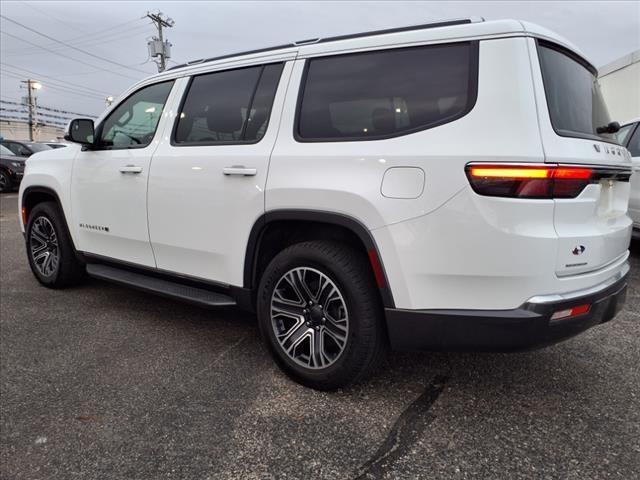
[599,49,640,125]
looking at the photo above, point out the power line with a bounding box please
[1,22,152,56]
[0,72,106,100]
[0,14,151,75]
[7,6,145,51]
[0,114,68,128]
[0,71,105,101]
[1,99,97,117]
[0,30,142,81]
[1,62,110,96]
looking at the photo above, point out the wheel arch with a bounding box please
[21,186,79,253]
[244,209,395,309]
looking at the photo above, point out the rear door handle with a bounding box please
[119,165,143,174]
[223,166,257,176]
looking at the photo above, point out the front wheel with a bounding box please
[257,241,387,390]
[0,170,12,193]
[25,202,85,288]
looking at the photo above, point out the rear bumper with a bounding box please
[385,265,629,351]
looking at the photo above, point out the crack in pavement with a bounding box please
[353,375,449,480]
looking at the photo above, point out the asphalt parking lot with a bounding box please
[1,193,639,480]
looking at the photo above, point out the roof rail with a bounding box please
[168,17,479,71]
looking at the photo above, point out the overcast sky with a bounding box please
[1,0,639,119]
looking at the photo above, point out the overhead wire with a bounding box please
[0,14,151,75]
[0,30,143,81]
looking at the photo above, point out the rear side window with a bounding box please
[537,41,614,142]
[174,63,283,145]
[296,42,478,141]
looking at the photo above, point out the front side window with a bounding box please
[174,63,283,145]
[99,81,174,149]
[297,42,477,141]
[537,41,614,142]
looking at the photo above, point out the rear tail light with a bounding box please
[550,304,591,322]
[465,164,594,199]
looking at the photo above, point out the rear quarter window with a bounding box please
[537,41,614,142]
[296,41,478,141]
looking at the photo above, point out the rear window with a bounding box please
[297,42,478,141]
[537,41,614,142]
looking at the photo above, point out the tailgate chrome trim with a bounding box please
[528,261,630,304]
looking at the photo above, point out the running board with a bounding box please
[86,264,236,308]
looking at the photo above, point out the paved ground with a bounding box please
[1,192,639,480]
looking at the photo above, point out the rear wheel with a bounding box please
[26,202,85,288]
[257,241,386,390]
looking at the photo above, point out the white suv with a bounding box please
[19,19,633,389]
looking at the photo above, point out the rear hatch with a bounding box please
[536,40,633,276]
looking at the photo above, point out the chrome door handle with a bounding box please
[223,166,257,176]
[119,165,143,174]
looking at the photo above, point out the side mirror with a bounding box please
[64,118,95,146]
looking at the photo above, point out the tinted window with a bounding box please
[99,81,174,149]
[538,42,613,141]
[24,143,51,153]
[297,42,477,141]
[0,144,15,155]
[174,63,283,145]
[615,123,636,146]
[627,125,640,157]
[5,142,32,156]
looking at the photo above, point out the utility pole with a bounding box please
[21,79,42,141]
[146,11,174,72]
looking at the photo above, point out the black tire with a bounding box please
[25,201,85,288]
[0,170,12,193]
[257,240,387,390]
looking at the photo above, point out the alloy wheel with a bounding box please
[29,216,59,277]
[270,267,349,369]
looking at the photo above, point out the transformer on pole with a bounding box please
[146,11,174,72]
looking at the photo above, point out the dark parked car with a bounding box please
[43,142,69,149]
[0,144,26,192]
[1,140,52,157]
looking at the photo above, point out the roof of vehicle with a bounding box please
[164,18,587,74]
[100,18,590,121]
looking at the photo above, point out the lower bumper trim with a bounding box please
[385,270,628,352]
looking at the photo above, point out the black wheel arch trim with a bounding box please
[244,209,396,308]
[21,186,82,260]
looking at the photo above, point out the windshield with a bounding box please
[537,41,614,142]
[0,144,15,155]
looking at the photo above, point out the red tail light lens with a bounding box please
[466,164,594,199]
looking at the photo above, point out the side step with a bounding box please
[86,264,236,308]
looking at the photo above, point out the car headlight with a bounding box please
[10,161,23,168]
